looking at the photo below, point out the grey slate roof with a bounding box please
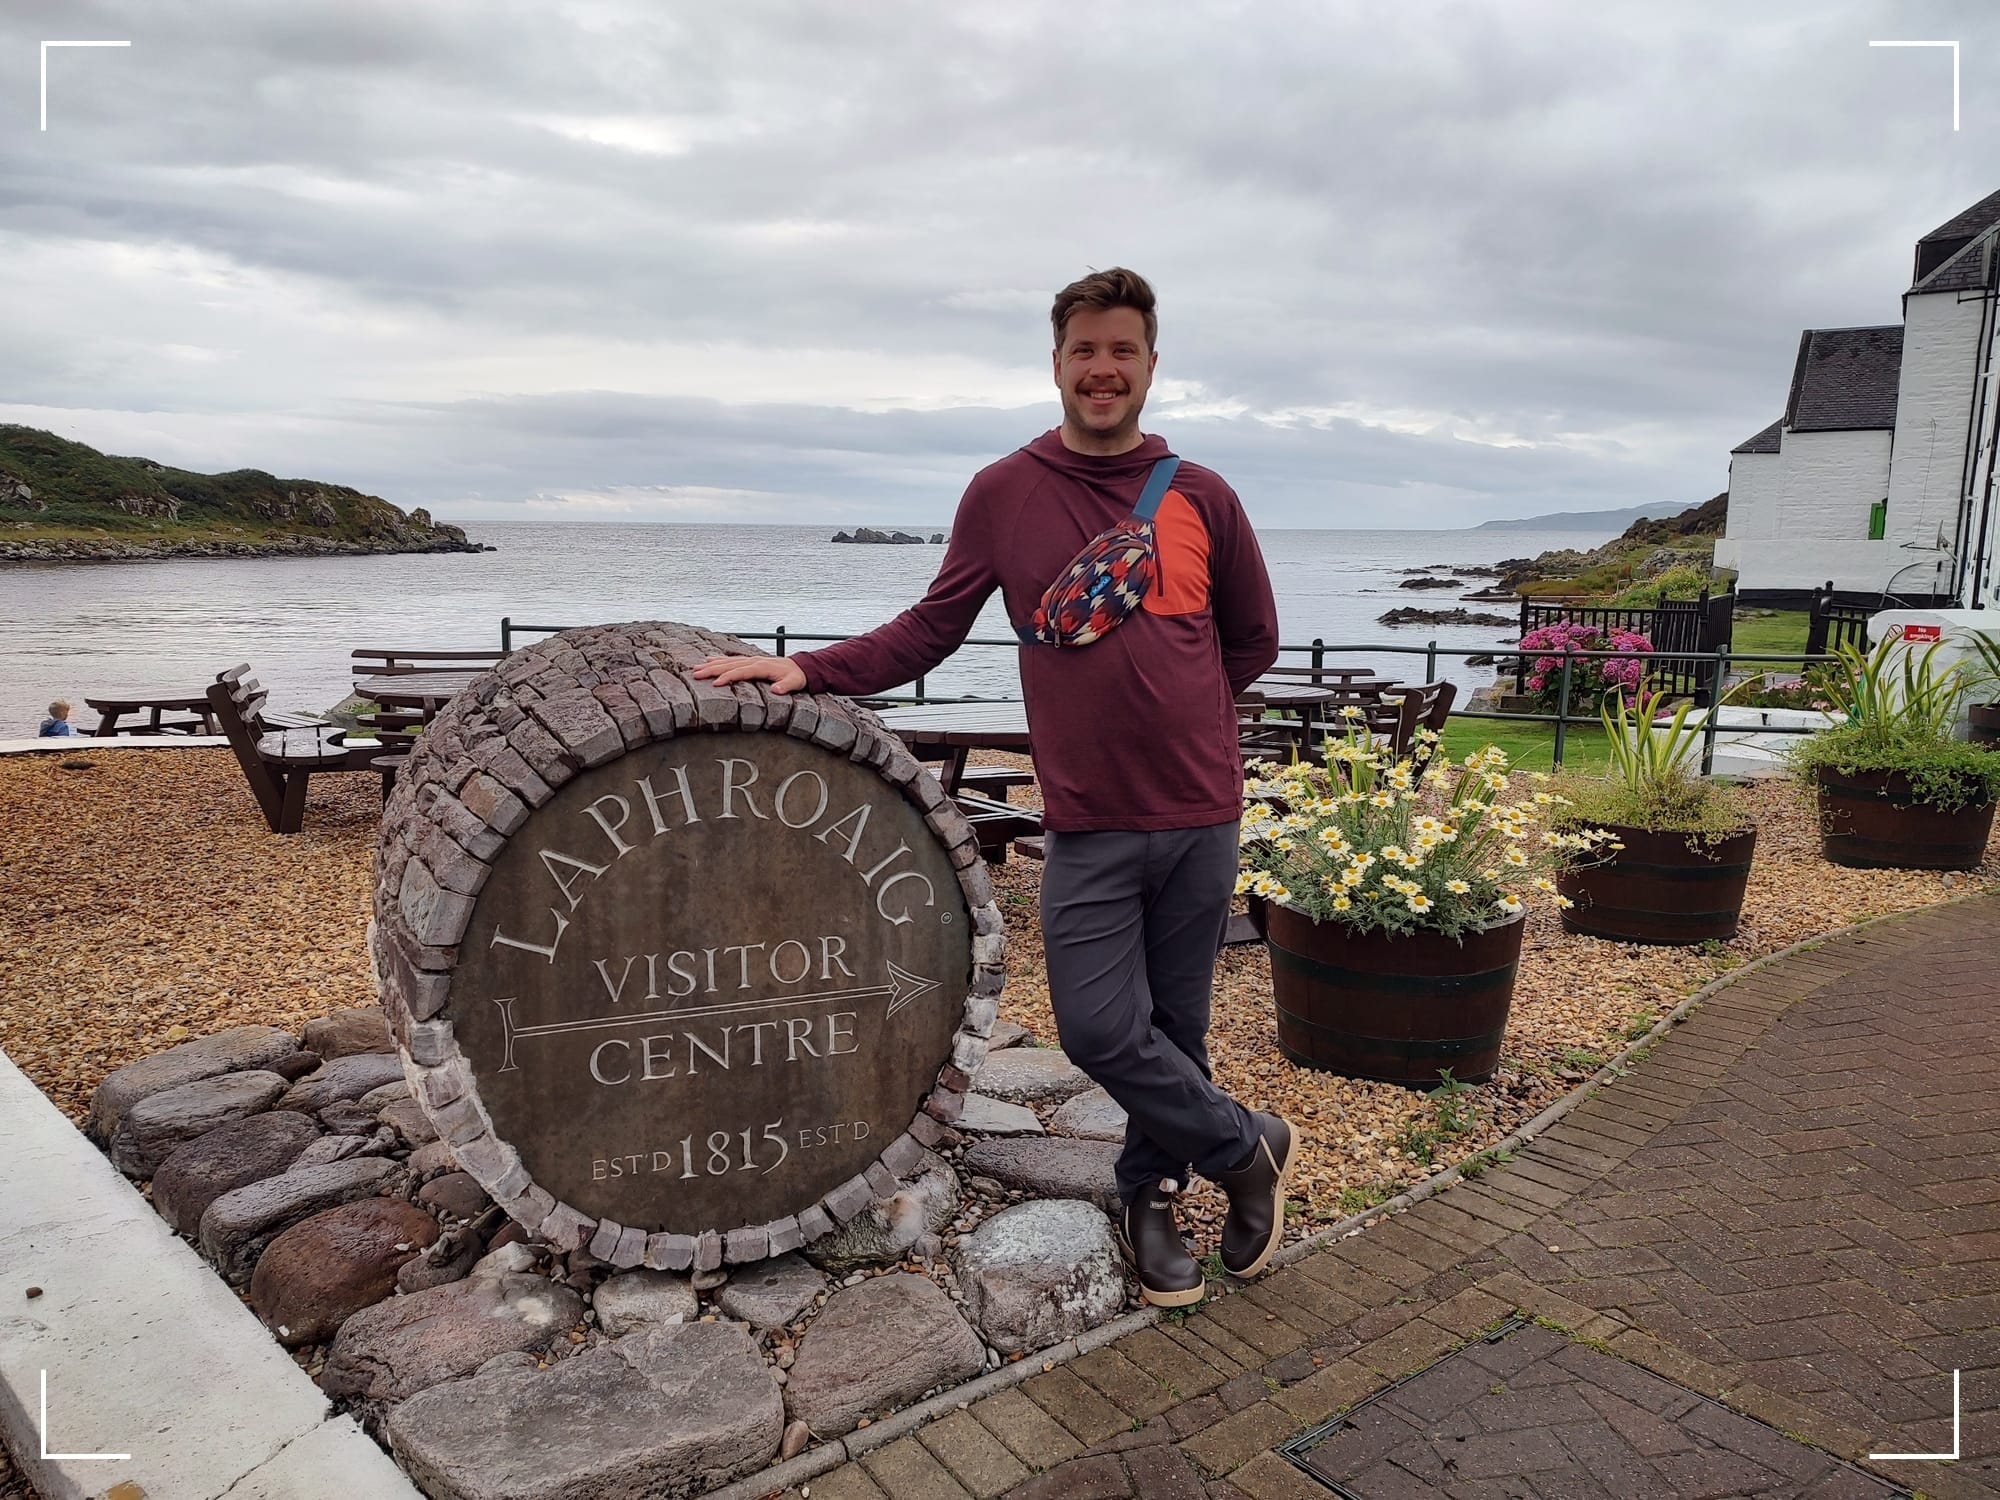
[1911,189,2000,288]
[1784,326,1902,433]
[1731,419,1783,455]
[1912,228,1998,294]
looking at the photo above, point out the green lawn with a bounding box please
[1729,610,1811,669]
[1439,716,1612,773]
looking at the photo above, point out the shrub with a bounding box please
[1517,622,1654,708]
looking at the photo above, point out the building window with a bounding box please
[1868,498,1887,540]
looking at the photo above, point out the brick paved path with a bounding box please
[787,897,2000,1500]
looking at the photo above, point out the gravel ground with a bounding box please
[1,746,1992,1260]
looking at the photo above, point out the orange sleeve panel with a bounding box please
[1145,489,1211,615]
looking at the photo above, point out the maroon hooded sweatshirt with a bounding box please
[794,430,1279,832]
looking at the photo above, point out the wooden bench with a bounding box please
[84,692,220,737]
[958,765,1036,802]
[208,665,407,833]
[350,649,507,741]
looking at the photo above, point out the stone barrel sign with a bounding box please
[371,622,1004,1272]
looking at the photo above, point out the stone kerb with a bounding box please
[369,621,1005,1272]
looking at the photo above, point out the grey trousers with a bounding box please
[1039,822,1260,1205]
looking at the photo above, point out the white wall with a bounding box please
[1776,428,1890,540]
[1715,536,1903,593]
[1722,451,1782,540]
[1887,291,1987,551]
[1959,298,2000,606]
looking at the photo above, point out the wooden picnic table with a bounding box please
[254,726,406,833]
[85,692,220,737]
[352,669,485,716]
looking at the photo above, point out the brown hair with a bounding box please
[1051,268,1157,353]
[47,699,70,718]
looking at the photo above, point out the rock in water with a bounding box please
[301,1007,394,1059]
[953,1200,1125,1354]
[713,1253,825,1329]
[273,1052,406,1113]
[198,1156,408,1283]
[961,1138,1121,1214]
[785,1273,983,1437]
[802,1149,959,1275]
[110,1070,290,1178]
[971,1047,1094,1105]
[1048,1088,1128,1143]
[87,1024,297,1141]
[388,1321,782,1500]
[593,1268,699,1337]
[322,1270,585,1401]
[250,1197,440,1346]
[150,1111,323,1234]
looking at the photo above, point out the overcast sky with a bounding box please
[1,1,1994,529]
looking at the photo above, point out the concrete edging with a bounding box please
[0,1048,423,1500]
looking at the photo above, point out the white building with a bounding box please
[1715,190,2000,607]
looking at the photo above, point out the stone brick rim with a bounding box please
[368,621,1005,1268]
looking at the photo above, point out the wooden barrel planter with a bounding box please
[1815,766,1996,871]
[1555,823,1756,945]
[1264,903,1523,1086]
[1970,702,2000,747]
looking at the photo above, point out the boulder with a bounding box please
[786,1273,983,1437]
[302,1007,394,1059]
[388,1322,781,1500]
[1049,1088,1128,1143]
[275,1052,406,1113]
[712,1254,825,1330]
[109,1070,289,1178]
[986,1020,1032,1050]
[409,1140,459,1179]
[199,1156,408,1283]
[358,1080,411,1110]
[953,1200,1126,1354]
[380,1096,439,1147]
[250,1197,440,1346]
[802,1149,959,1275]
[322,1270,585,1401]
[151,1111,323,1234]
[972,1047,1093,1105]
[957,1094,1044,1136]
[592,1268,698,1337]
[318,1100,379,1135]
[417,1171,490,1222]
[270,1050,323,1081]
[87,1024,296,1141]
[291,1131,392,1169]
[962,1138,1121,1213]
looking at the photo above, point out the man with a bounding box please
[695,268,1296,1306]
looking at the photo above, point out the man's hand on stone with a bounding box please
[692,655,807,694]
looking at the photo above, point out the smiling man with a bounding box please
[695,268,1294,1306]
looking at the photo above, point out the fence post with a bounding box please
[500,616,511,653]
[1700,649,1728,776]
[1553,646,1575,768]
[1311,637,1326,673]
[1425,639,1438,682]
[914,673,927,704]
[774,625,787,659]
[1515,597,1530,695]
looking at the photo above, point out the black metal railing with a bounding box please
[1513,591,1735,701]
[497,615,1847,773]
[1805,581,1875,657]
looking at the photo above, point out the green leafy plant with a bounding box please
[1336,1181,1394,1216]
[1606,562,1708,608]
[1427,1069,1480,1135]
[1549,688,1749,841]
[1788,638,2000,813]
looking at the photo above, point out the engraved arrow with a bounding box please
[490,963,940,1072]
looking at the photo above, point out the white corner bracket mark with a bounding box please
[1869,1368,1961,1462]
[1868,39,1961,131]
[39,1370,130,1462]
[39,39,132,131]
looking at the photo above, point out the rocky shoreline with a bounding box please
[0,533,492,562]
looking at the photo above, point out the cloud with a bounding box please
[0,0,1991,526]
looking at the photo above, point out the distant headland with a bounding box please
[0,425,490,561]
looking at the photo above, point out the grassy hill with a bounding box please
[0,425,486,560]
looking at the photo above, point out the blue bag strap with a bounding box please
[1131,456,1181,521]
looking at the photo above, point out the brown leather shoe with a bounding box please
[1116,1179,1206,1308]
[1213,1113,1298,1280]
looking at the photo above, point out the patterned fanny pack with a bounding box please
[1016,456,1181,648]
